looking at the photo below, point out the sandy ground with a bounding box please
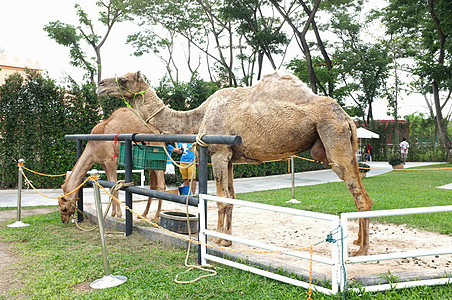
[88,196,452,283]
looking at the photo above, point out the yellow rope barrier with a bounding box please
[18,160,319,292]
[16,147,449,297]
[359,166,452,171]
[20,165,67,177]
[18,163,97,200]
[292,155,451,171]
[88,179,314,294]
[91,178,314,255]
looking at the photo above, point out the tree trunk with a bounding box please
[299,0,333,96]
[270,0,318,93]
[428,0,452,161]
[432,81,452,161]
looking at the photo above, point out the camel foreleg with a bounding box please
[211,150,233,247]
[105,161,122,218]
[224,161,235,237]
[142,170,166,221]
[329,157,372,256]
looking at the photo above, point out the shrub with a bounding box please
[358,162,370,173]
[388,156,404,166]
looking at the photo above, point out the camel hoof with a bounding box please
[351,249,368,257]
[353,239,361,246]
[212,237,221,244]
[220,239,232,247]
[151,216,160,222]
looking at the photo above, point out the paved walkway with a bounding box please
[0,161,447,208]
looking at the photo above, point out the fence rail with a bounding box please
[198,194,340,295]
[340,205,452,292]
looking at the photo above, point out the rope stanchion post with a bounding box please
[7,159,30,228]
[286,156,300,204]
[89,170,127,289]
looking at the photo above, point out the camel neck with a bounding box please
[151,105,206,135]
[135,88,208,135]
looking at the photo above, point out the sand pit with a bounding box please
[88,195,452,284]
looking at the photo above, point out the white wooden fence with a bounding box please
[198,194,452,295]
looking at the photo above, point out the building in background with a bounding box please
[0,54,43,85]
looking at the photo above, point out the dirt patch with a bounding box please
[0,208,57,294]
[71,282,92,293]
[0,240,22,294]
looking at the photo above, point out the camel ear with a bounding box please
[135,71,142,81]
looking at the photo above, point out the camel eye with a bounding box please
[119,78,127,85]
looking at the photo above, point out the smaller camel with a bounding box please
[59,108,166,224]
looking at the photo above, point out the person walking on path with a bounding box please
[400,138,410,164]
[175,142,197,195]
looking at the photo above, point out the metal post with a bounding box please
[8,159,29,228]
[286,156,300,204]
[198,145,208,264]
[90,170,127,289]
[291,156,295,199]
[124,139,133,236]
[76,139,84,222]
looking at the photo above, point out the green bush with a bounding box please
[358,162,371,173]
[388,156,404,166]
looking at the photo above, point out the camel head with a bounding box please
[97,71,150,100]
[58,182,78,223]
[58,194,76,224]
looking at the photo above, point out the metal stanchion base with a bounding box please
[90,274,127,289]
[286,199,301,204]
[7,221,30,227]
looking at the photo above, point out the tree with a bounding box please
[44,0,131,83]
[382,0,452,161]
[327,5,391,124]
[128,0,234,85]
[128,0,291,86]
[220,0,289,83]
[285,1,391,122]
[269,0,322,92]
[155,73,219,111]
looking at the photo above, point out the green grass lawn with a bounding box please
[0,163,451,299]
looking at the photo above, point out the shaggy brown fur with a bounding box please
[97,71,373,256]
[59,108,166,224]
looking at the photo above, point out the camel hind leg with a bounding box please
[316,114,373,256]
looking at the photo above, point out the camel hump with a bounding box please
[261,71,299,83]
[259,71,314,97]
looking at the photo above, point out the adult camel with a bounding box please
[59,107,166,224]
[97,71,373,256]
